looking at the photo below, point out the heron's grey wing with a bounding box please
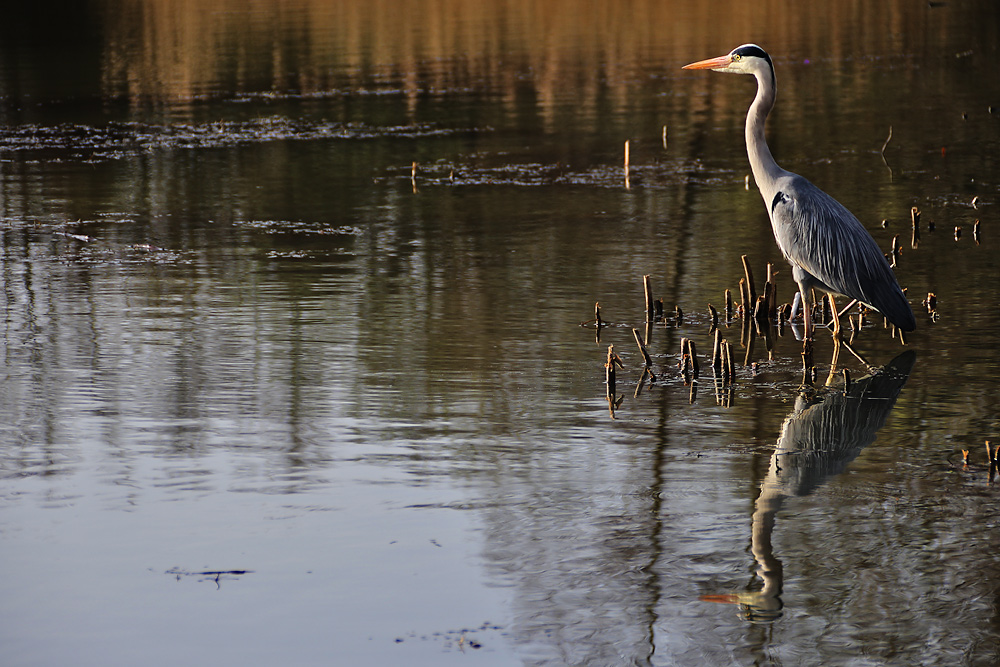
[769,176,915,330]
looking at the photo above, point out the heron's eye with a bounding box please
[733,54,742,62]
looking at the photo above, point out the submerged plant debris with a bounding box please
[0,118,468,163]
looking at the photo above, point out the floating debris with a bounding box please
[165,568,252,589]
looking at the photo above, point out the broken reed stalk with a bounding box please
[654,298,664,320]
[606,359,616,402]
[911,207,921,248]
[801,338,814,375]
[605,345,623,415]
[624,140,630,190]
[741,255,757,305]
[753,295,767,324]
[973,219,981,245]
[687,339,700,377]
[662,125,668,150]
[725,289,733,321]
[738,278,749,319]
[835,298,859,320]
[890,234,901,267]
[722,340,734,382]
[739,312,751,350]
[595,302,603,327]
[743,325,754,366]
[679,337,690,372]
[843,368,852,394]
[923,292,937,313]
[632,328,653,368]
[674,305,683,324]
[712,328,722,371]
[411,161,418,193]
[709,304,719,330]
[954,226,962,241]
[643,274,653,322]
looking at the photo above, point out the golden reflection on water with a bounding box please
[97,0,967,109]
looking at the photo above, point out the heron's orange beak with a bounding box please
[682,54,732,70]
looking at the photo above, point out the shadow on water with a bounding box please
[704,350,917,622]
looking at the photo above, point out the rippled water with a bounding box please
[2,1,1000,665]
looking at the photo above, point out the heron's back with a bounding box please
[767,175,916,331]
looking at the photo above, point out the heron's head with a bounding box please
[682,44,773,79]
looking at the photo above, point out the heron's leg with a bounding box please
[828,294,841,338]
[792,269,815,340]
[790,291,802,322]
[825,334,842,386]
[802,290,813,340]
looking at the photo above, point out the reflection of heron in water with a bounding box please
[703,351,916,621]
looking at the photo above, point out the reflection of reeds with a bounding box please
[97,0,956,114]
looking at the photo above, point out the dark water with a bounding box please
[2,1,1000,665]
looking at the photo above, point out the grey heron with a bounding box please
[683,44,916,338]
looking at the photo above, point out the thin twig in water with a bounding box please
[880,125,893,181]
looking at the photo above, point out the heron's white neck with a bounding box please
[746,67,785,198]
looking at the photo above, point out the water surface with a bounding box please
[2,1,1000,665]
